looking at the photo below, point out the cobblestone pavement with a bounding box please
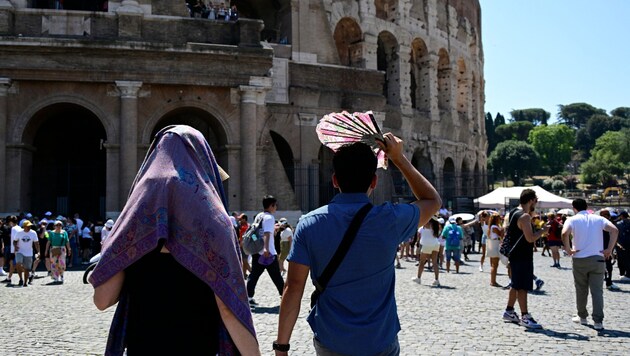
[1,252,629,355]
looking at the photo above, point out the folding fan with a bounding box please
[316,111,387,169]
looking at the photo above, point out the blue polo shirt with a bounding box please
[288,193,419,355]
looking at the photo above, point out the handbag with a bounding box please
[51,247,62,257]
[311,203,372,309]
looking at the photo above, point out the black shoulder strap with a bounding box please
[313,203,373,294]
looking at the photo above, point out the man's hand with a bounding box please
[602,248,613,260]
[564,247,579,256]
[263,249,270,258]
[377,132,404,164]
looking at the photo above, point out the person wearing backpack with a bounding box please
[616,211,630,281]
[246,195,285,307]
[441,216,464,273]
[502,189,549,329]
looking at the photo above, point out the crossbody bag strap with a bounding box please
[507,208,524,254]
[313,203,373,294]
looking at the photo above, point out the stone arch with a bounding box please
[142,101,234,145]
[409,0,427,22]
[333,17,363,67]
[437,48,451,112]
[456,58,469,119]
[442,157,456,207]
[377,31,400,106]
[411,148,435,185]
[461,158,471,196]
[375,0,398,22]
[15,94,114,145]
[269,130,295,190]
[410,37,430,111]
[22,102,107,219]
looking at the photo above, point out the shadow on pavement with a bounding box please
[597,329,630,338]
[528,328,589,341]
[251,306,280,314]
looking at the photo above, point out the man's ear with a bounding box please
[370,174,378,189]
[332,173,340,189]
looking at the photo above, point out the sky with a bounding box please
[479,0,630,122]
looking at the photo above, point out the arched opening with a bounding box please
[456,58,469,119]
[411,149,435,185]
[375,0,397,22]
[461,159,471,196]
[437,48,451,112]
[442,158,456,208]
[269,131,295,190]
[318,145,335,207]
[410,37,430,111]
[27,103,106,220]
[377,31,400,106]
[333,17,363,67]
[151,107,230,194]
[234,0,291,43]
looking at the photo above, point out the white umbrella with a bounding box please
[556,208,574,216]
[451,213,475,222]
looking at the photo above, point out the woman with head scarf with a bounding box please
[89,125,259,355]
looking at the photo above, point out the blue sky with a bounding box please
[479,0,630,122]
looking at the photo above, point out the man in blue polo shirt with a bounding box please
[274,134,441,355]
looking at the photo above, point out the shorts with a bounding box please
[80,238,92,249]
[445,249,461,263]
[481,233,487,245]
[509,259,534,291]
[421,243,440,254]
[548,239,563,247]
[3,246,12,261]
[279,241,291,260]
[438,238,445,247]
[15,254,33,270]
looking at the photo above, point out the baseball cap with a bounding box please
[105,219,114,228]
[448,216,456,224]
[22,220,33,228]
[26,213,32,218]
[45,211,52,216]
[54,220,63,226]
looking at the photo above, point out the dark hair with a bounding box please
[263,195,277,209]
[429,219,440,237]
[332,142,377,193]
[6,215,17,223]
[572,198,588,212]
[520,188,537,205]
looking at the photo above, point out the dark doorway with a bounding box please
[31,104,106,221]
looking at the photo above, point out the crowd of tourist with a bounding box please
[0,212,114,286]
[186,1,239,21]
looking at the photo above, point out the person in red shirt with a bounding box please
[238,214,251,278]
[546,212,563,268]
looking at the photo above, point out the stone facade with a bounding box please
[0,0,486,219]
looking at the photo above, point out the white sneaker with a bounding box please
[572,316,587,325]
[0,269,7,276]
[607,283,621,291]
[479,265,484,272]
[594,322,604,330]
[432,280,440,287]
[411,277,421,284]
[520,313,542,329]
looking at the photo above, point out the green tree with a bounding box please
[580,128,630,185]
[557,102,606,129]
[528,124,575,175]
[575,114,629,156]
[489,140,540,185]
[611,107,630,119]
[485,112,496,154]
[494,121,534,142]
[494,112,506,127]
[510,108,550,126]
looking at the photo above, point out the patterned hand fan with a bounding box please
[316,111,387,169]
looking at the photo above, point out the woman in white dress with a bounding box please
[486,213,504,287]
[412,218,441,287]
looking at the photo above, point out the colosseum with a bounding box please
[0,0,487,219]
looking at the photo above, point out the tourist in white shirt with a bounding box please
[561,198,618,330]
[12,220,39,287]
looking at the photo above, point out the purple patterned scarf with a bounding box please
[89,125,255,355]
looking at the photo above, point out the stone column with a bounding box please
[239,86,259,211]
[0,78,10,211]
[116,80,142,206]
[104,143,120,214]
